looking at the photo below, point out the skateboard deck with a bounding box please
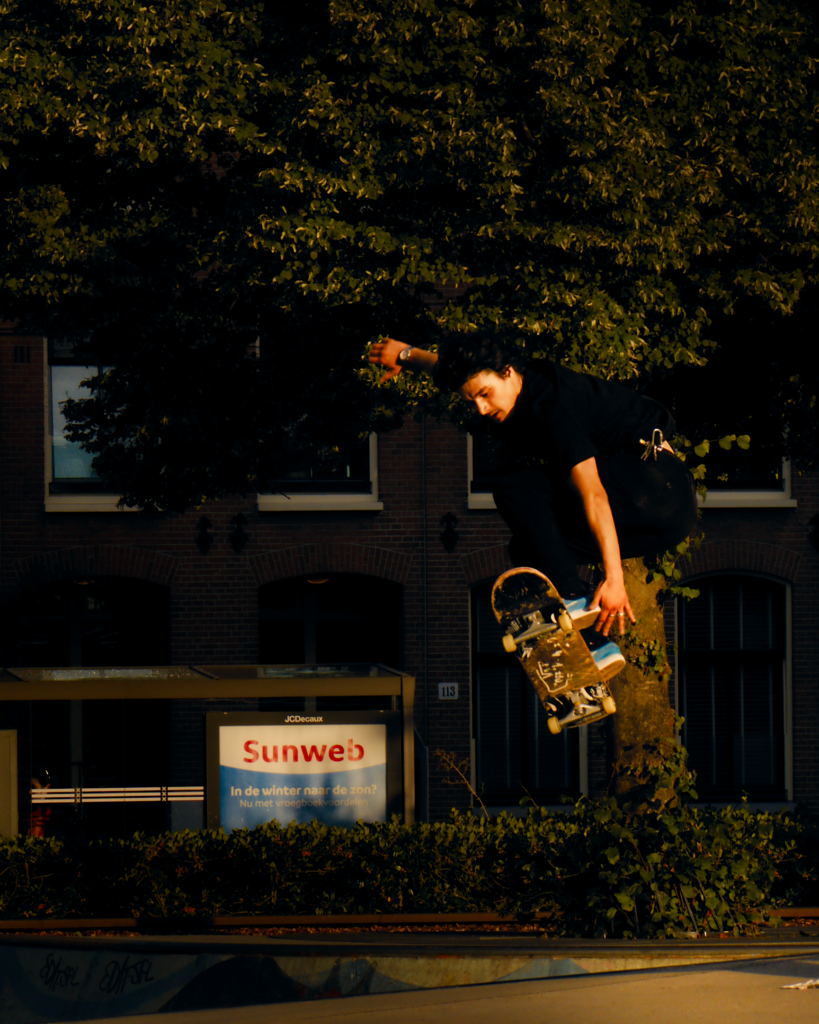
[491,567,616,733]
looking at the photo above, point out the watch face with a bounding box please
[399,347,411,361]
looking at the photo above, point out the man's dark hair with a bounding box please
[433,331,529,393]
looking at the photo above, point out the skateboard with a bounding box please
[491,567,617,734]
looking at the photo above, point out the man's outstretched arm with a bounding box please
[569,457,636,637]
[369,338,438,382]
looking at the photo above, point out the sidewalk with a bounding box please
[71,953,819,1024]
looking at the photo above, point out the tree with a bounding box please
[2,0,817,507]
[2,0,818,779]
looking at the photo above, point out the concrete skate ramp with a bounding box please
[2,932,819,1023]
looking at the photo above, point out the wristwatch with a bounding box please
[397,346,413,363]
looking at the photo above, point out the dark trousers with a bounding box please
[493,450,698,595]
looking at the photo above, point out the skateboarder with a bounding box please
[370,333,698,645]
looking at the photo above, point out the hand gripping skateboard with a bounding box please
[491,567,617,734]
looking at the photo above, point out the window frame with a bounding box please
[45,344,135,513]
[674,571,793,807]
[697,459,797,509]
[44,343,382,514]
[467,434,496,510]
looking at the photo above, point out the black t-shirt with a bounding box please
[484,360,675,480]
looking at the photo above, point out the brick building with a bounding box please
[2,325,817,834]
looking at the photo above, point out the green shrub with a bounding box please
[2,742,815,936]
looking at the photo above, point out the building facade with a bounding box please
[2,325,817,834]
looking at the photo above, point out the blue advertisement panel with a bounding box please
[217,721,388,829]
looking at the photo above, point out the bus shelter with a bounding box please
[0,664,416,838]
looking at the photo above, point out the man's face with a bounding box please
[460,368,523,423]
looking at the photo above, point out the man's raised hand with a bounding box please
[368,338,409,383]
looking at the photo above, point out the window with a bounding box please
[470,433,796,511]
[13,577,171,668]
[46,341,382,513]
[46,340,128,511]
[472,582,580,804]
[467,433,504,510]
[257,434,383,512]
[678,575,788,802]
[258,574,401,709]
[50,364,105,488]
[696,451,796,508]
[262,425,372,494]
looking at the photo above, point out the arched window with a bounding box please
[259,573,401,667]
[14,576,170,667]
[471,581,579,804]
[678,574,787,801]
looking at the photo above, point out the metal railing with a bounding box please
[30,786,204,804]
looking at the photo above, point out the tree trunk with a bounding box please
[607,558,676,796]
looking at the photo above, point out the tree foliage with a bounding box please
[1,0,817,509]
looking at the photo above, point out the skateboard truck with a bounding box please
[547,686,617,734]
[502,605,574,653]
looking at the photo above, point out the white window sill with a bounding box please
[698,493,797,509]
[45,494,139,513]
[691,801,794,812]
[469,440,797,511]
[256,495,383,512]
[472,492,797,511]
[46,494,385,513]
[477,805,577,817]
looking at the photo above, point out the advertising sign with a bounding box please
[206,711,402,829]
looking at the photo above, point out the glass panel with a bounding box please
[51,365,99,480]
[683,588,712,650]
[196,664,399,679]
[681,664,717,787]
[10,698,172,840]
[476,666,522,793]
[736,663,777,788]
[12,578,171,668]
[262,433,372,493]
[742,582,774,650]
[525,686,572,792]
[476,586,505,654]
[471,431,507,493]
[711,581,741,650]
[315,619,397,664]
[12,667,199,681]
[258,576,401,667]
[259,622,305,664]
[680,575,785,800]
[701,443,784,492]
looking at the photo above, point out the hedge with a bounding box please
[2,743,817,937]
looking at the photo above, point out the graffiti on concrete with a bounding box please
[39,953,81,993]
[99,956,155,997]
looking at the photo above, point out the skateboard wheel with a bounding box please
[502,633,517,653]
[602,695,616,715]
[547,716,562,736]
[558,610,573,633]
